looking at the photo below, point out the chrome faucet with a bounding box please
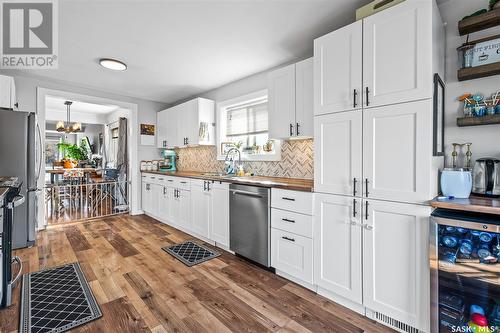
[224,148,241,174]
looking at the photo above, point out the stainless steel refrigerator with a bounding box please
[0,109,41,249]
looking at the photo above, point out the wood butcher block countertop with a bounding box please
[142,170,314,192]
[430,196,500,215]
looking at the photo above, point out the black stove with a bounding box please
[0,176,23,308]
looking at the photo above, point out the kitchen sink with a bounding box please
[201,172,235,178]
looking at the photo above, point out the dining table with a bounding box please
[46,168,99,184]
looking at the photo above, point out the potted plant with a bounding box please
[57,142,87,168]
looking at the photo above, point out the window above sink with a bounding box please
[216,89,281,161]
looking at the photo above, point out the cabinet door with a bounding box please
[363,0,431,108]
[363,199,430,331]
[314,111,362,196]
[156,110,168,148]
[185,99,199,146]
[168,187,179,226]
[141,181,151,214]
[150,184,162,217]
[314,21,362,116]
[0,75,13,109]
[314,193,362,304]
[157,186,170,222]
[190,184,210,238]
[178,189,191,231]
[209,184,229,247]
[271,228,313,284]
[268,63,296,139]
[295,58,313,137]
[165,106,179,148]
[363,100,432,203]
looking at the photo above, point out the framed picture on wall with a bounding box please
[140,124,155,146]
[433,73,445,156]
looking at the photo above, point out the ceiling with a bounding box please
[45,96,120,115]
[10,0,369,104]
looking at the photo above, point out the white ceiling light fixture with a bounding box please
[99,58,127,71]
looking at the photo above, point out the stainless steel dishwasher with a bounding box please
[229,184,270,267]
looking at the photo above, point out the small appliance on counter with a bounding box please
[472,158,500,197]
[159,150,177,172]
[440,168,472,199]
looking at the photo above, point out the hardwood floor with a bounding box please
[0,214,395,333]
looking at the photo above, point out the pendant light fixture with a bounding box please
[56,101,81,133]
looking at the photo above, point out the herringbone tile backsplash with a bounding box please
[175,139,313,179]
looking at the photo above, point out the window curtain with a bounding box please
[116,117,128,207]
[226,100,268,137]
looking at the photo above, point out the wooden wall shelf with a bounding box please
[458,8,500,35]
[457,62,500,81]
[457,114,500,127]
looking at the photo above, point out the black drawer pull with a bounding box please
[282,197,295,201]
[282,218,295,223]
[167,179,174,182]
[282,236,295,242]
[180,181,187,184]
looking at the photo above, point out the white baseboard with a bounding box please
[317,286,365,315]
[131,209,144,215]
[276,270,317,292]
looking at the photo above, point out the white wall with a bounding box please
[3,73,166,162]
[439,0,500,167]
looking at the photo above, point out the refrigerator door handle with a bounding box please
[35,122,42,182]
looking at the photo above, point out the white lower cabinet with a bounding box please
[171,189,191,231]
[271,228,313,285]
[190,182,210,239]
[363,199,430,332]
[314,193,362,305]
[141,180,153,214]
[313,193,431,332]
[209,183,230,248]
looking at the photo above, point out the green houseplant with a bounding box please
[57,142,87,161]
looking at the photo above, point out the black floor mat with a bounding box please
[20,262,102,333]
[162,241,220,266]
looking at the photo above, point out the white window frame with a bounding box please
[216,89,281,161]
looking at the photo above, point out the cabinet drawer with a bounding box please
[271,208,312,238]
[174,177,191,191]
[271,189,313,215]
[271,228,313,284]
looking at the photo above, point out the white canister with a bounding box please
[440,168,472,199]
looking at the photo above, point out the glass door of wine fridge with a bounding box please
[430,209,499,333]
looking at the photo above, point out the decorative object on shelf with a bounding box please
[458,91,500,122]
[433,73,445,156]
[490,0,500,11]
[263,140,274,152]
[440,168,472,199]
[470,35,500,67]
[56,101,81,133]
[451,142,473,169]
[221,142,236,155]
[458,7,500,36]
[457,43,475,68]
[140,124,155,146]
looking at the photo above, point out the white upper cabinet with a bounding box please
[156,110,169,148]
[0,75,16,109]
[268,63,296,139]
[314,21,362,116]
[363,99,433,204]
[314,193,362,304]
[156,97,215,148]
[314,110,362,197]
[268,58,314,139]
[295,58,314,137]
[363,0,432,108]
[363,199,430,332]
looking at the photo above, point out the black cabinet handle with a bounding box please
[282,218,295,223]
[167,179,173,182]
[289,123,294,136]
[282,236,295,242]
[365,201,369,221]
[365,87,370,106]
[163,187,166,195]
[353,88,358,108]
[203,181,207,191]
[180,181,187,184]
[207,182,211,191]
[365,178,369,197]
[353,177,357,196]
[282,197,295,201]
[296,123,300,136]
[186,138,189,145]
[353,199,357,218]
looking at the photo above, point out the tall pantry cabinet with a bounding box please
[313,0,444,332]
